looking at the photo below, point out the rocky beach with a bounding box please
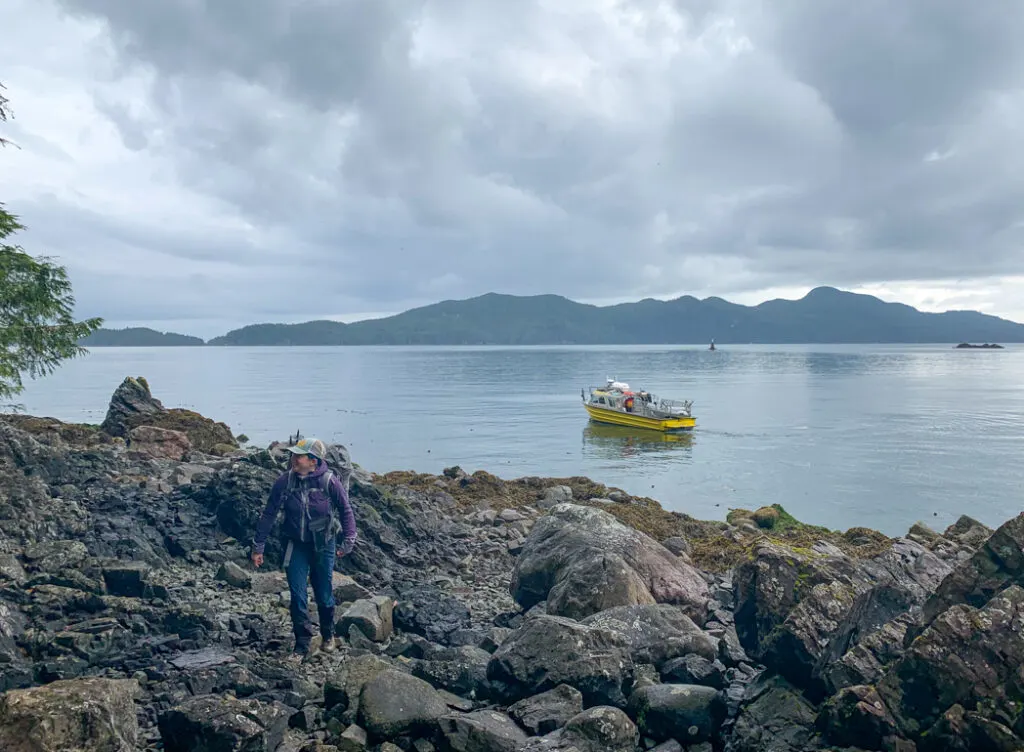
[0,376,1021,751]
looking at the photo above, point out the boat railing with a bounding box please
[652,397,693,416]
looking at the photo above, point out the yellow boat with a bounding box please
[581,379,696,432]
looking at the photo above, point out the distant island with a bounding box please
[79,327,205,347]
[80,287,1024,346]
[954,342,1004,349]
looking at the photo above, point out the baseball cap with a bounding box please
[287,437,327,459]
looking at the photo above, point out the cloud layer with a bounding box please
[3,0,1024,335]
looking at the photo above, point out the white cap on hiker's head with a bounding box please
[288,437,326,460]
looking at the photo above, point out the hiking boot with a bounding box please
[287,637,311,665]
[321,636,339,653]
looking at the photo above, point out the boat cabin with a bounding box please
[585,381,653,413]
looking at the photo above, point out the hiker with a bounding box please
[250,437,357,658]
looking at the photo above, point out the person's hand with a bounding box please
[336,549,346,559]
[251,552,263,568]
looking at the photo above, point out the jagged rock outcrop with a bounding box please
[914,511,1024,633]
[101,376,238,455]
[100,376,164,437]
[876,584,1024,745]
[733,533,958,700]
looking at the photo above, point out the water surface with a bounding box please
[15,344,1024,537]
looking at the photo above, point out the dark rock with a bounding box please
[333,574,372,603]
[817,684,898,749]
[877,584,1024,742]
[734,536,952,699]
[919,703,1023,752]
[102,561,151,597]
[214,561,251,590]
[23,540,89,573]
[393,584,472,645]
[157,694,292,752]
[168,646,235,671]
[486,613,633,707]
[724,674,821,752]
[323,654,396,719]
[476,626,513,653]
[337,596,394,642]
[507,683,583,734]
[819,611,916,694]
[289,705,320,731]
[409,645,491,699]
[187,462,281,561]
[128,425,192,461]
[437,709,528,751]
[943,514,995,549]
[626,684,727,744]
[660,654,728,689]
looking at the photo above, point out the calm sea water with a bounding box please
[12,344,1024,537]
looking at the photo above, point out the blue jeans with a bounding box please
[285,539,336,650]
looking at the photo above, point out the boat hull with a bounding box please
[584,403,695,432]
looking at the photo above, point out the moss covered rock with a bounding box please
[124,409,237,455]
[99,377,238,455]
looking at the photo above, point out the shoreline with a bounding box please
[0,376,1020,750]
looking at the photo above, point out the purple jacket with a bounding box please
[252,463,357,555]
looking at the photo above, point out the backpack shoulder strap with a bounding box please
[319,469,334,495]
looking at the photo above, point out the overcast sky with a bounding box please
[3,0,1024,337]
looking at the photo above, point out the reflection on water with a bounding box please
[581,421,695,461]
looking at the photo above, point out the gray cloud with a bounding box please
[3,0,1024,333]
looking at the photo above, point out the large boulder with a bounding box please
[579,604,718,668]
[357,669,450,741]
[486,613,634,707]
[627,683,727,744]
[437,709,529,752]
[510,503,710,622]
[0,677,141,752]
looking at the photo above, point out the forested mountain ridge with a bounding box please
[82,287,1024,345]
